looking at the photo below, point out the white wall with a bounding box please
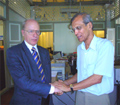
[54,23,81,54]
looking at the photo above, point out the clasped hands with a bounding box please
[50,80,70,95]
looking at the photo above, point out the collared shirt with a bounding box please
[77,35,114,95]
[24,40,39,55]
[24,40,55,94]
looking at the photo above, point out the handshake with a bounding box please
[50,80,71,95]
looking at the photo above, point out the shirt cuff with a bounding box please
[49,85,55,94]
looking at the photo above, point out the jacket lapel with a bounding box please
[21,42,49,82]
[21,42,39,73]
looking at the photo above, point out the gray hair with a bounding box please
[70,12,93,30]
[22,19,28,30]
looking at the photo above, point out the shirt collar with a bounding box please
[81,35,97,50]
[89,35,97,50]
[24,40,38,53]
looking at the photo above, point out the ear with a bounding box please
[21,30,25,36]
[88,22,93,29]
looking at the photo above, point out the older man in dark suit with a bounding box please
[6,19,62,105]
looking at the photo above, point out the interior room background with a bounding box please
[0,1,120,105]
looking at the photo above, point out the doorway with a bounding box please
[93,30,105,38]
[37,32,53,50]
[0,20,5,91]
[37,32,53,59]
[0,20,4,46]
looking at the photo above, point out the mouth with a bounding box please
[32,39,38,41]
[77,35,82,39]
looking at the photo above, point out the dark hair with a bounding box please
[70,12,93,30]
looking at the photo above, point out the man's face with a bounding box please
[21,20,40,46]
[72,15,92,43]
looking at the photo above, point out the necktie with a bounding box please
[31,47,45,83]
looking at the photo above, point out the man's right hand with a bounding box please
[54,87,63,95]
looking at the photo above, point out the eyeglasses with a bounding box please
[72,26,82,33]
[24,30,41,35]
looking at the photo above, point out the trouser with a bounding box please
[75,91,110,105]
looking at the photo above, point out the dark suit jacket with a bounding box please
[6,41,53,105]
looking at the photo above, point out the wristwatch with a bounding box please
[70,84,74,94]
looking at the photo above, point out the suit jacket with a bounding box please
[6,41,53,105]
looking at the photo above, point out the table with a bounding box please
[51,62,66,81]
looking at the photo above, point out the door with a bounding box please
[7,21,22,48]
[5,21,22,87]
[115,24,120,61]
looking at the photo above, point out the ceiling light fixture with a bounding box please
[96,12,103,20]
[60,0,79,19]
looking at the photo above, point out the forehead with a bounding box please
[24,20,40,29]
[72,15,84,27]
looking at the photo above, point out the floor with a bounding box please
[0,84,118,105]
[1,87,14,105]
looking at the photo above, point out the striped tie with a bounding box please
[31,47,45,83]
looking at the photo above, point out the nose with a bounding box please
[33,31,38,37]
[74,29,78,36]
